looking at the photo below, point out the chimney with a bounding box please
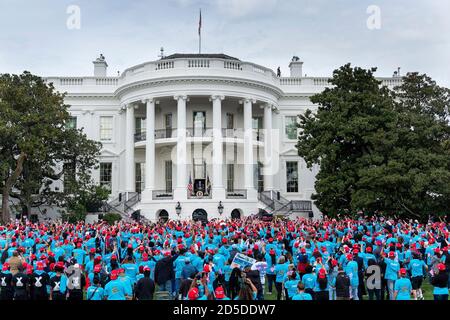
[289,56,303,77]
[93,54,108,77]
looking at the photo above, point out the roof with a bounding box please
[161,53,240,61]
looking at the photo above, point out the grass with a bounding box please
[262,281,435,300]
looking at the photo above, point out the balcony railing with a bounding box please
[186,127,213,138]
[156,128,175,139]
[226,189,247,199]
[135,131,146,142]
[222,128,264,142]
[152,190,174,200]
[135,128,264,143]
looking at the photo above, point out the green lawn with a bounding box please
[263,281,435,300]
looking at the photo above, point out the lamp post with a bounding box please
[175,202,182,217]
[218,201,224,215]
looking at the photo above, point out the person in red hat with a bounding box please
[187,287,200,300]
[344,253,359,300]
[265,247,277,295]
[30,261,50,300]
[393,268,412,300]
[135,266,155,300]
[430,263,449,300]
[104,270,127,300]
[0,263,13,300]
[49,262,67,300]
[11,264,30,300]
[214,285,230,300]
[383,250,400,300]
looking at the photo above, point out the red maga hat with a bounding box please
[215,286,225,299]
[188,288,199,300]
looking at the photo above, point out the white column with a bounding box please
[125,104,136,193]
[263,104,274,191]
[243,98,257,199]
[142,98,155,200]
[211,95,225,199]
[174,95,188,200]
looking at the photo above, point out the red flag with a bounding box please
[198,9,202,36]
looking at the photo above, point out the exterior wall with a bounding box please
[40,55,403,222]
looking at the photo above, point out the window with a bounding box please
[67,117,77,129]
[226,113,234,129]
[100,116,113,141]
[285,116,298,140]
[165,161,172,192]
[286,161,298,193]
[254,162,264,192]
[252,117,262,129]
[165,114,173,138]
[227,164,234,191]
[100,162,112,191]
[136,117,146,135]
[135,163,145,194]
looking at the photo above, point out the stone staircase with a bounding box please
[258,190,313,217]
[104,192,149,223]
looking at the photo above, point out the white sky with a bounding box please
[0,0,449,86]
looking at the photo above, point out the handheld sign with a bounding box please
[230,253,256,270]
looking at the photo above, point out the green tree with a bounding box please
[297,65,450,220]
[0,72,102,222]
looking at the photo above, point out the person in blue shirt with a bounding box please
[284,271,300,300]
[344,254,359,300]
[408,253,427,300]
[117,268,133,298]
[104,270,127,300]
[384,251,400,300]
[292,282,313,300]
[301,265,317,299]
[72,243,86,265]
[394,268,412,300]
[86,277,105,300]
[274,256,289,300]
[121,257,138,284]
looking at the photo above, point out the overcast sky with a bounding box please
[0,0,449,86]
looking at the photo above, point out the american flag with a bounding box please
[188,174,193,193]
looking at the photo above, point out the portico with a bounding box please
[123,94,276,211]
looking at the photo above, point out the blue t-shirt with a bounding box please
[301,273,317,290]
[87,286,105,300]
[284,279,300,298]
[292,292,313,300]
[394,278,412,300]
[274,263,289,283]
[385,259,400,281]
[104,279,127,300]
[409,259,425,277]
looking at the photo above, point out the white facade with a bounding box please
[44,54,403,222]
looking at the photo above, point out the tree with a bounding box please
[297,64,450,220]
[0,72,102,223]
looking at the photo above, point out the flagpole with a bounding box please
[199,9,202,54]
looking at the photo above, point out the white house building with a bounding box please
[43,53,403,222]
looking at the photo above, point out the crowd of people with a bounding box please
[0,215,449,301]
